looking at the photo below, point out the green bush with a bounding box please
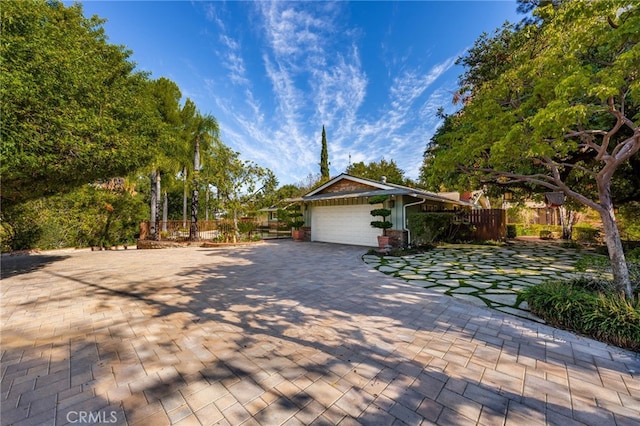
[626,247,640,262]
[518,279,640,351]
[408,212,454,245]
[370,208,392,231]
[2,185,147,251]
[506,224,517,239]
[573,226,601,243]
[560,240,582,249]
[237,220,257,235]
[287,204,305,230]
[514,223,561,237]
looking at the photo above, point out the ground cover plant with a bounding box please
[518,278,640,352]
[518,249,640,352]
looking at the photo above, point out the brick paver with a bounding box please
[1,241,639,425]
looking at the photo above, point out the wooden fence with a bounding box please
[469,209,506,241]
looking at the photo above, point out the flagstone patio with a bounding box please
[363,242,594,322]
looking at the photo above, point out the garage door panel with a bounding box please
[311,204,381,246]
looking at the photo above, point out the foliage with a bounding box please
[207,139,277,237]
[407,213,455,245]
[506,224,517,239]
[320,125,330,181]
[518,279,640,351]
[422,1,640,297]
[276,209,291,230]
[627,247,640,262]
[347,158,408,186]
[575,253,639,293]
[573,226,601,244]
[1,185,147,251]
[370,208,392,231]
[618,202,640,241]
[1,0,159,206]
[287,204,305,230]
[236,220,257,236]
[368,195,389,205]
[407,212,479,245]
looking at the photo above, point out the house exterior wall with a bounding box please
[318,180,378,194]
[306,195,452,248]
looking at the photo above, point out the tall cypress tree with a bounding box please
[320,125,330,181]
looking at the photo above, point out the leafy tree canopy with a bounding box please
[1,0,160,206]
[347,158,410,186]
[421,0,639,297]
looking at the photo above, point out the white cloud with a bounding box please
[199,1,461,184]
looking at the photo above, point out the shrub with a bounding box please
[407,212,454,245]
[370,207,392,232]
[514,223,561,237]
[237,220,257,235]
[518,279,640,351]
[286,204,305,230]
[2,185,147,251]
[560,240,581,249]
[573,226,601,243]
[506,224,517,239]
[627,247,640,262]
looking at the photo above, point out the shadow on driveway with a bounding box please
[2,241,638,425]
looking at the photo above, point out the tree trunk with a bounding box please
[205,187,209,221]
[598,206,632,298]
[150,170,158,240]
[182,166,187,229]
[189,138,201,241]
[162,191,168,232]
[559,206,576,240]
[233,209,239,243]
[190,185,199,241]
[155,170,161,238]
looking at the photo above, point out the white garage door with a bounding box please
[311,204,382,246]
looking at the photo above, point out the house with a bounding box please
[297,174,472,247]
[256,206,281,228]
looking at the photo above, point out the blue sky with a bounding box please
[78,1,522,186]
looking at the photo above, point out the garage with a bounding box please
[311,203,381,247]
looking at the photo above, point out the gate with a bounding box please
[469,209,506,241]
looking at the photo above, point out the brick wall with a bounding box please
[301,226,312,242]
[386,230,407,248]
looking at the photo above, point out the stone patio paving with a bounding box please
[363,242,590,322]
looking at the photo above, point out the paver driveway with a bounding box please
[1,241,639,425]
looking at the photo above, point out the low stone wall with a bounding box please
[137,239,264,250]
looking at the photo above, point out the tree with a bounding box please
[320,125,330,181]
[183,109,219,241]
[422,1,639,298]
[1,0,158,206]
[208,141,277,241]
[147,78,184,239]
[347,158,408,186]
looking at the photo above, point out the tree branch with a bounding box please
[460,165,601,211]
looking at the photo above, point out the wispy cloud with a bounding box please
[200,1,460,183]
